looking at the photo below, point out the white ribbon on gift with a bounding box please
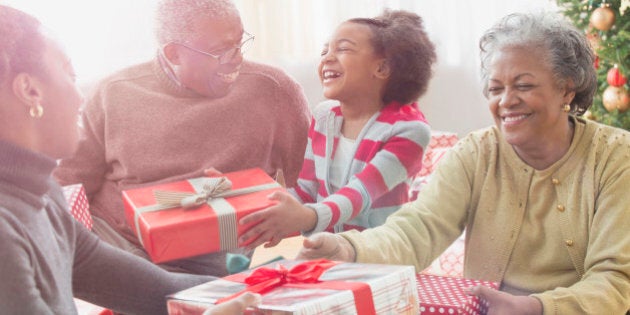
[133,176,280,251]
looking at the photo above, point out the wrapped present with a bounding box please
[62,184,93,230]
[416,131,458,178]
[416,274,498,315]
[122,168,283,263]
[167,259,419,315]
[422,231,465,278]
[410,131,458,200]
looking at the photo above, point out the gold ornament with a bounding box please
[29,104,44,118]
[590,5,616,31]
[602,85,630,112]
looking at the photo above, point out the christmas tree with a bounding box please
[556,0,630,130]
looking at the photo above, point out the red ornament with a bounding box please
[607,64,627,87]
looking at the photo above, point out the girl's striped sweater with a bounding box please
[291,100,431,233]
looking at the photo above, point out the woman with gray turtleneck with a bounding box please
[0,4,260,315]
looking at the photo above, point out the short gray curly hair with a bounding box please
[479,12,597,115]
[155,0,240,45]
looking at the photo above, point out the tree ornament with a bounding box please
[607,64,628,87]
[590,4,616,31]
[602,85,630,112]
[556,0,630,131]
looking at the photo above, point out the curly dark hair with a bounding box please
[479,12,597,115]
[348,9,436,105]
[0,5,46,87]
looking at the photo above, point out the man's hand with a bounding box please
[296,232,356,262]
[465,285,542,315]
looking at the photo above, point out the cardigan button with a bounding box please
[565,239,574,246]
[557,205,565,212]
[552,178,560,185]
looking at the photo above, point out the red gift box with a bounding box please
[62,184,93,230]
[416,131,459,178]
[167,259,419,315]
[410,131,459,200]
[122,168,283,263]
[422,231,465,278]
[416,274,498,315]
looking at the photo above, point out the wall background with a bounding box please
[2,0,557,136]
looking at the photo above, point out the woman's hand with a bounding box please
[238,191,317,250]
[202,292,262,315]
[465,285,542,315]
[296,232,356,262]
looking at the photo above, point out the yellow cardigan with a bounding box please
[343,117,630,314]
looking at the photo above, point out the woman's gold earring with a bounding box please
[562,104,571,113]
[29,104,44,118]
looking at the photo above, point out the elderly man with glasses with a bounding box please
[54,0,310,276]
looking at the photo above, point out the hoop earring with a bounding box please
[29,104,44,118]
[562,104,571,113]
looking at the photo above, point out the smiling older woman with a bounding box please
[298,12,630,315]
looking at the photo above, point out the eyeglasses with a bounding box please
[173,31,255,64]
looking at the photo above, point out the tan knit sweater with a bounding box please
[54,58,310,275]
[344,117,630,314]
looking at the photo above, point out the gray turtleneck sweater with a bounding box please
[0,140,211,314]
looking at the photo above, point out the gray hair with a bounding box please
[0,5,46,87]
[155,0,240,45]
[479,12,597,115]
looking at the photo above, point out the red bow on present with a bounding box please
[215,259,376,314]
[244,259,338,293]
[216,259,337,304]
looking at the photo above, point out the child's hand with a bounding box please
[238,191,317,250]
